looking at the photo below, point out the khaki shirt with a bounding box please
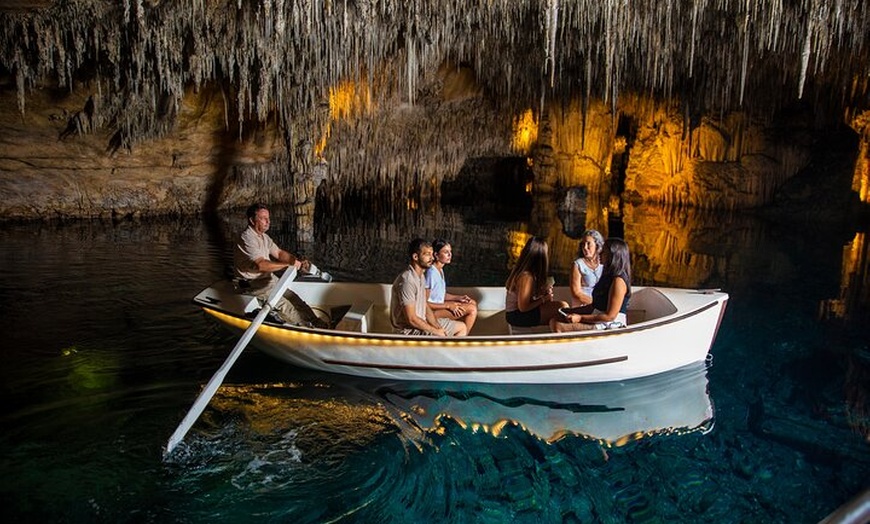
[233,226,280,281]
[390,265,427,332]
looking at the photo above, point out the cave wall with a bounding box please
[532,96,816,208]
[850,110,870,203]
[0,82,291,219]
[315,62,514,206]
[0,1,867,220]
[0,72,841,219]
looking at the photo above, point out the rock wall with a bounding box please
[850,110,870,204]
[531,95,815,211]
[0,71,850,220]
[0,81,288,219]
[0,0,866,220]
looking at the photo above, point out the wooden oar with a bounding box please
[163,266,298,458]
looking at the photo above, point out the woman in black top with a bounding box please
[550,238,631,332]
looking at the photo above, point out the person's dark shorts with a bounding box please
[505,307,541,327]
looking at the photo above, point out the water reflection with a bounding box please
[378,363,714,446]
[2,202,868,522]
[195,363,713,456]
[819,231,870,323]
[207,198,870,323]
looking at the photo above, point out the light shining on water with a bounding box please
[0,204,867,523]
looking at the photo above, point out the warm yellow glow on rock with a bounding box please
[315,80,372,159]
[512,109,538,154]
[820,232,868,321]
[853,132,869,203]
[506,230,533,269]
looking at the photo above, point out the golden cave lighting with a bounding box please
[853,136,869,203]
[507,230,533,268]
[315,80,372,159]
[843,232,865,283]
[819,232,867,321]
[314,127,330,159]
[512,109,538,154]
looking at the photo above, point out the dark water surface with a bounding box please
[1,204,868,523]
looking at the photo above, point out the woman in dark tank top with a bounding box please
[551,238,632,332]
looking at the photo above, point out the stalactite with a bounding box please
[3,0,868,135]
[799,5,814,99]
[0,0,867,203]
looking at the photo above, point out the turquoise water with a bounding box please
[0,205,867,523]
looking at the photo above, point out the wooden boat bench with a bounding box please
[333,301,374,333]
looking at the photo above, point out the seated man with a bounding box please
[390,238,467,336]
[233,203,327,328]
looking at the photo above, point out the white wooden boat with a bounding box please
[193,279,728,384]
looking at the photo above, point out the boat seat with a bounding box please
[508,324,552,335]
[334,301,374,333]
[626,309,646,325]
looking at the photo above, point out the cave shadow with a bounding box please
[441,156,534,222]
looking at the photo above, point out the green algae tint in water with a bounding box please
[0,207,868,523]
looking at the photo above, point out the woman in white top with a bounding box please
[569,229,604,309]
[426,239,478,334]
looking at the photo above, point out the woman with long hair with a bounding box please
[551,237,632,332]
[505,236,568,328]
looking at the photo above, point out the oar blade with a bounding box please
[164,267,298,458]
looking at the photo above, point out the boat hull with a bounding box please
[195,282,728,384]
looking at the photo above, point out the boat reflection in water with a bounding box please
[376,361,714,446]
[203,362,713,453]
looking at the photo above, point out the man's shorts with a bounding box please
[397,317,463,336]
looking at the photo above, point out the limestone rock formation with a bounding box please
[0,83,287,218]
[0,1,867,219]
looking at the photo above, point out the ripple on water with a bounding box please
[613,481,656,523]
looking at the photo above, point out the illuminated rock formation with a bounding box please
[850,110,870,204]
[0,1,867,218]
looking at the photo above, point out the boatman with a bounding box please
[233,203,327,328]
[390,238,467,336]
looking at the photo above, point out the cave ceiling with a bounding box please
[1,0,868,147]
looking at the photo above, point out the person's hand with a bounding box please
[299,258,311,273]
[542,287,554,302]
[450,303,465,317]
